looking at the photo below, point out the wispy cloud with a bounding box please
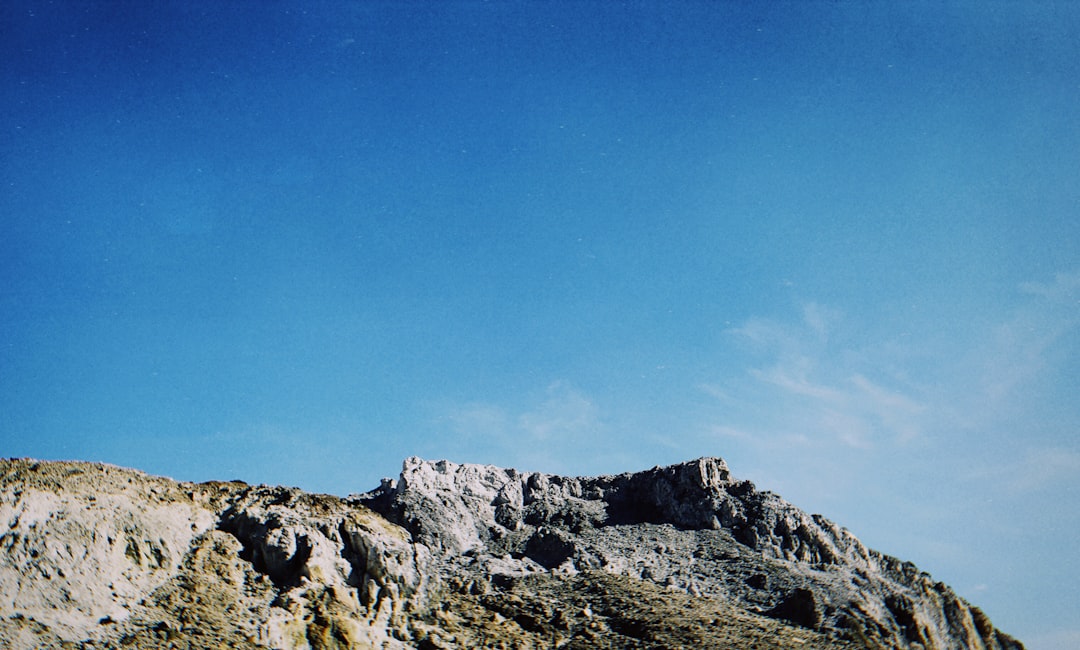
[751,364,847,402]
[983,271,1079,400]
[437,381,605,473]
[990,447,1080,493]
[444,403,512,441]
[713,302,930,451]
[517,381,599,441]
[1025,628,1080,650]
[1019,269,1080,303]
[697,270,1080,514]
[942,270,1080,433]
[711,271,1079,454]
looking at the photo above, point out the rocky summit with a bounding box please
[0,456,1022,649]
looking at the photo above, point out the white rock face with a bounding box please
[217,484,433,649]
[0,459,432,649]
[0,463,215,639]
[370,457,530,555]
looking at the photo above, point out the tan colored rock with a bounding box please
[0,459,432,649]
[0,460,215,640]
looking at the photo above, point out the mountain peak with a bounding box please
[1,456,1023,649]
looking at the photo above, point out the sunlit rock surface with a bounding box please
[0,456,1023,649]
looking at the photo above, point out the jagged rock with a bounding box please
[358,456,1024,650]
[0,456,1024,649]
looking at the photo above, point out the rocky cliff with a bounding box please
[0,456,1022,649]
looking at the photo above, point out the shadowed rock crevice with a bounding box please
[765,587,820,629]
[218,508,315,590]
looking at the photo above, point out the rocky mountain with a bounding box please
[0,456,1022,649]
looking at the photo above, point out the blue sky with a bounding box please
[2,1,1078,646]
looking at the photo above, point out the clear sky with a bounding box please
[2,1,1078,646]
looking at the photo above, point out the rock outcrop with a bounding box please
[358,457,1022,650]
[0,459,430,649]
[0,456,1023,649]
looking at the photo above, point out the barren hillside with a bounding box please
[0,457,1022,649]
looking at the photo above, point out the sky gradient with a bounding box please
[2,2,1078,646]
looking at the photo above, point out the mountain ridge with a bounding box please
[0,456,1022,649]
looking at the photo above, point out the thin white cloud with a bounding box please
[714,270,1079,456]
[729,316,802,354]
[708,424,753,440]
[978,319,1062,403]
[802,301,840,343]
[719,307,930,450]
[1006,447,1080,493]
[818,407,873,449]
[698,383,734,403]
[437,381,605,473]
[445,403,511,440]
[698,270,1080,520]
[849,374,925,443]
[1025,627,1080,650]
[1019,269,1080,302]
[950,269,1080,428]
[751,364,848,403]
[517,381,599,441]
